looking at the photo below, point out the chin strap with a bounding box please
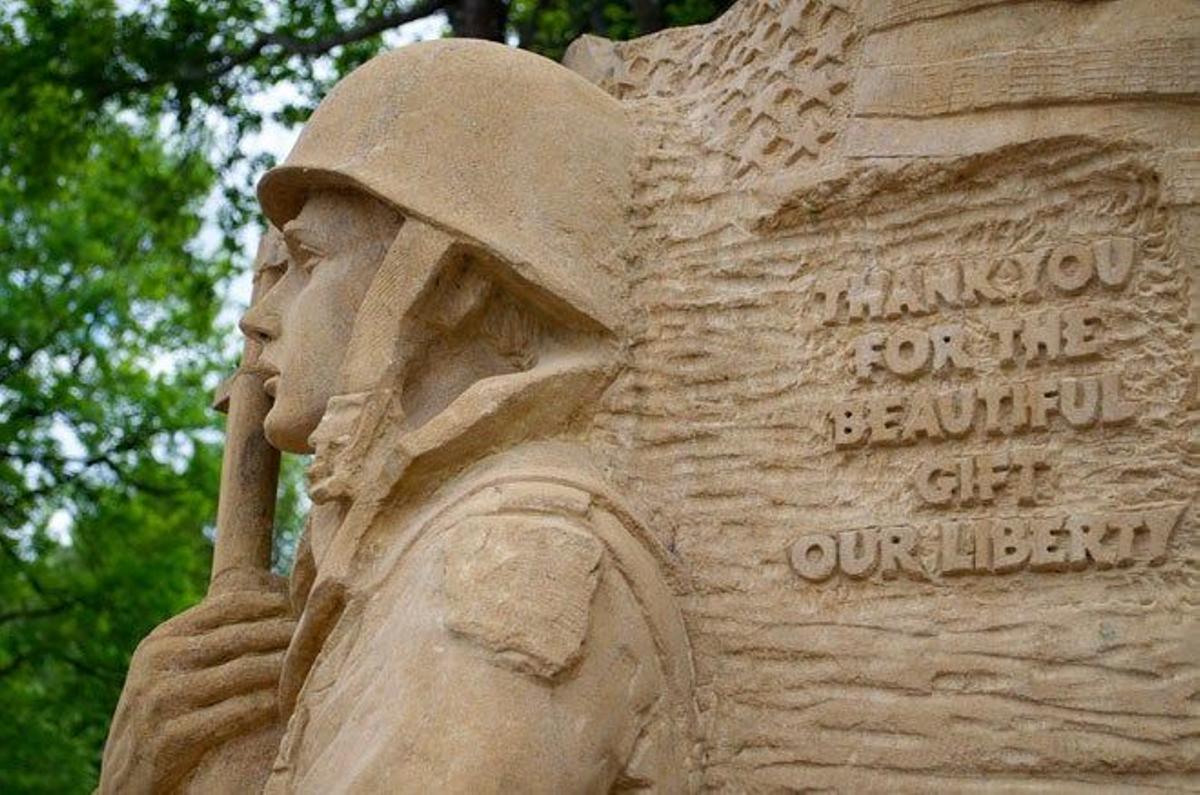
[305,219,455,505]
[338,219,459,398]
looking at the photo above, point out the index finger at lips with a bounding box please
[156,590,292,637]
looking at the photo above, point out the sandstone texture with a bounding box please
[569,1,1199,790]
[101,1,1197,792]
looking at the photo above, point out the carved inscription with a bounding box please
[913,447,1051,507]
[812,238,1135,326]
[790,504,1186,582]
[793,236,1185,582]
[833,372,1134,448]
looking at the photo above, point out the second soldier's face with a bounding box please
[240,190,402,454]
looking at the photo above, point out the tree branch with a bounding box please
[0,313,71,386]
[100,0,449,100]
[0,536,62,603]
[0,652,31,679]
[0,602,74,626]
[53,651,127,685]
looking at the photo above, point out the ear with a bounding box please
[461,245,621,338]
[397,246,620,429]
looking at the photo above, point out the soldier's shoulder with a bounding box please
[440,508,605,678]
[424,442,644,538]
[423,453,644,679]
[453,477,600,525]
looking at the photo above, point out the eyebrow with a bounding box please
[255,239,289,272]
[255,255,286,274]
[281,221,331,253]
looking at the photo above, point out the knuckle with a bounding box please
[133,632,163,658]
[138,639,173,670]
[144,682,171,721]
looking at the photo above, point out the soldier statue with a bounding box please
[99,39,696,793]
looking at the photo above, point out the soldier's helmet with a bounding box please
[257,39,634,333]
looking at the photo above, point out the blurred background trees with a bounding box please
[0,0,731,790]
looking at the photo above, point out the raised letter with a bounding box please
[1140,505,1186,565]
[939,522,975,576]
[1046,244,1094,293]
[853,332,886,382]
[937,388,976,438]
[884,269,927,318]
[973,452,1009,504]
[813,275,849,325]
[1110,513,1141,566]
[978,381,1011,436]
[791,534,837,581]
[1029,516,1068,572]
[1100,372,1135,424]
[868,396,904,445]
[1066,514,1115,570]
[847,270,888,322]
[1021,309,1061,363]
[989,317,1021,365]
[1093,237,1135,288]
[1010,447,1051,506]
[1026,379,1060,431]
[832,401,868,448]
[962,259,1004,305]
[1061,306,1102,359]
[879,527,924,580]
[1012,248,1048,302]
[914,458,955,505]
[991,519,1030,574]
[837,529,879,578]
[923,262,961,310]
[930,324,972,372]
[901,391,943,443]
[958,456,977,508]
[972,520,992,572]
[1059,377,1099,428]
[884,327,931,377]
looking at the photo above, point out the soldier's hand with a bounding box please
[99,569,296,794]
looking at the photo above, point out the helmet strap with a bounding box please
[304,217,454,506]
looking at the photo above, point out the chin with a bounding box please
[263,405,318,455]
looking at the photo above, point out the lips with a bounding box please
[251,356,280,398]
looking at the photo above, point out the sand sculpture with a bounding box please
[102,1,1197,791]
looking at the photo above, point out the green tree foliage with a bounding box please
[0,74,229,792]
[512,0,734,59]
[0,0,729,790]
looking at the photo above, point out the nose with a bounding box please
[240,297,280,345]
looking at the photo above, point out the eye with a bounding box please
[293,243,327,272]
[253,260,287,293]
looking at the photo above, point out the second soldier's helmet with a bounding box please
[257,39,633,333]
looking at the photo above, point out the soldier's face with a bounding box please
[241,190,401,453]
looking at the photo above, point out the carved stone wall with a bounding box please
[570,0,1199,789]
